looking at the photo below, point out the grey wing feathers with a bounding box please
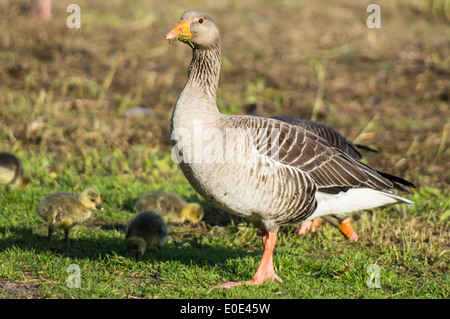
[271,116,365,159]
[271,116,413,192]
[224,115,400,193]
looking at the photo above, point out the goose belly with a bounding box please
[171,113,317,226]
[179,159,317,226]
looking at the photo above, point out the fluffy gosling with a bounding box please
[135,191,204,224]
[0,152,28,191]
[36,188,103,243]
[125,211,168,261]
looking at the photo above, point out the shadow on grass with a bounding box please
[115,189,245,227]
[0,225,262,267]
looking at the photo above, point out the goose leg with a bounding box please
[297,217,358,241]
[296,218,324,236]
[64,229,70,244]
[251,232,282,284]
[338,218,358,241]
[215,231,282,288]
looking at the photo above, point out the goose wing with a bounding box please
[222,115,397,194]
[271,115,366,159]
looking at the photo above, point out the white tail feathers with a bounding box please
[307,188,414,221]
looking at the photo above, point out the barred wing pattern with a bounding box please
[271,115,365,159]
[223,115,396,195]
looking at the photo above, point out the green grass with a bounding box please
[0,0,449,299]
[0,155,448,298]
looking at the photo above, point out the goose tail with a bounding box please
[307,188,414,221]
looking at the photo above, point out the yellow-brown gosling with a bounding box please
[125,211,169,261]
[0,152,28,191]
[135,191,204,224]
[36,188,103,243]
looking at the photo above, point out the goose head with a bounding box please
[182,203,204,223]
[165,9,220,49]
[79,188,104,210]
[126,236,147,261]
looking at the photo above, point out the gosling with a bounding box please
[36,188,103,243]
[135,191,204,224]
[125,211,168,261]
[0,152,28,191]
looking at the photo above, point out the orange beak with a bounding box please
[165,20,192,40]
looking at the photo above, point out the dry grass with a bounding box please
[1,0,448,186]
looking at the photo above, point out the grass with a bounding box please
[0,155,448,299]
[0,0,449,299]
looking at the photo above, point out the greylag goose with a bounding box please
[0,152,28,191]
[165,9,415,287]
[36,188,103,243]
[272,115,378,241]
[125,211,169,261]
[135,191,204,224]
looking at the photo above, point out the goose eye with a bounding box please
[198,17,204,24]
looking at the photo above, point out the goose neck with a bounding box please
[186,45,221,100]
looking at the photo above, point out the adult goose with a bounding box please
[165,10,414,287]
[272,115,378,241]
